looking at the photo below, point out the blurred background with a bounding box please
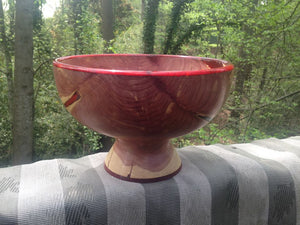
[0,0,299,167]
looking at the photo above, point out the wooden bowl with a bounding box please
[53,54,234,182]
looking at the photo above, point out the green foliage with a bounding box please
[143,0,161,53]
[0,75,11,166]
[49,1,103,56]
[114,23,143,53]
[0,0,299,166]
[114,0,138,34]
[162,0,204,54]
[34,109,102,160]
[173,123,272,148]
[168,0,300,145]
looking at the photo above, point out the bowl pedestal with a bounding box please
[104,138,182,182]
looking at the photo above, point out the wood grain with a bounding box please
[53,54,233,181]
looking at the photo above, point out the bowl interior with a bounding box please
[54,54,232,76]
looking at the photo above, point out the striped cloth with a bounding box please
[0,136,299,225]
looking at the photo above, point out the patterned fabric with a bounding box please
[0,136,299,225]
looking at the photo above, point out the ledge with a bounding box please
[0,136,299,224]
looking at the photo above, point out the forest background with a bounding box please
[0,0,299,167]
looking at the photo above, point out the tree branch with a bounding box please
[33,58,55,76]
[209,90,300,140]
[254,90,300,111]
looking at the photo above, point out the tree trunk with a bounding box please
[69,0,84,55]
[100,0,114,52]
[12,0,34,165]
[7,0,15,48]
[163,0,186,54]
[33,0,43,32]
[230,46,253,134]
[143,0,160,54]
[229,0,258,134]
[141,0,145,19]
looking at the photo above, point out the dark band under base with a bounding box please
[104,163,182,183]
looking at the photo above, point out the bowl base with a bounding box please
[104,162,182,183]
[104,138,182,182]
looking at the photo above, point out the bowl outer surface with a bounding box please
[53,64,233,139]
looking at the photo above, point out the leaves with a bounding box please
[0,0,299,166]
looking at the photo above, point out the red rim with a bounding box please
[53,54,234,77]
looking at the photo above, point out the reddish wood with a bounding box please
[64,91,81,107]
[53,54,234,181]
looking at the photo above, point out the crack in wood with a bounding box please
[64,91,81,107]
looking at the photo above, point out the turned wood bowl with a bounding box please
[53,54,234,182]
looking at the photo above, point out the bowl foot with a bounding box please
[104,138,182,182]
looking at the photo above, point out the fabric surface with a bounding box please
[0,136,299,225]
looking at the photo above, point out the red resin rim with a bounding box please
[53,54,234,77]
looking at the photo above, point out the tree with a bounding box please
[68,0,87,54]
[143,0,160,53]
[142,0,206,54]
[100,0,114,52]
[12,0,34,165]
[163,0,192,54]
[0,0,298,167]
